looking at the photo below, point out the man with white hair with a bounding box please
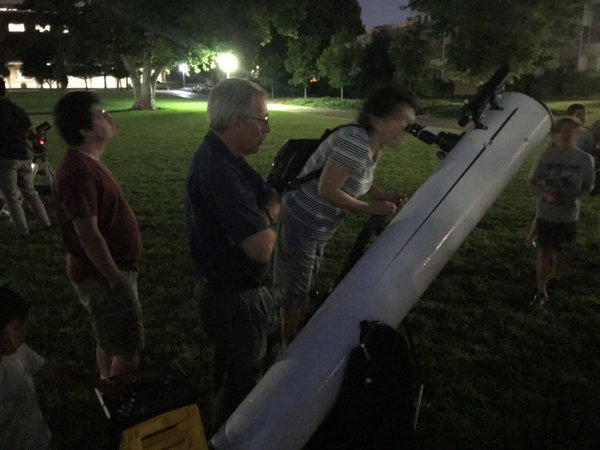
[184,78,281,435]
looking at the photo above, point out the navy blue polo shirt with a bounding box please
[184,131,272,285]
[0,98,32,160]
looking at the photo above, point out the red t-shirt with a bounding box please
[54,149,142,283]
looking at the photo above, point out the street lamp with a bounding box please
[216,54,238,78]
[179,63,188,88]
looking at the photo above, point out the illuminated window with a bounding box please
[9,23,25,32]
[63,29,69,34]
[36,25,51,32]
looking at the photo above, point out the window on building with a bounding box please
[8,23,25,32]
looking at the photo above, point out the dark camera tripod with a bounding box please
[31,150,54,187]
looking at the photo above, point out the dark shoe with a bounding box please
[530,293,549,308]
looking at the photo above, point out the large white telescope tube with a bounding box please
[212,92,552,450]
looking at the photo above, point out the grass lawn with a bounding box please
[1,90,600,449]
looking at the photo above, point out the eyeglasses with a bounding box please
[240,114,269,125]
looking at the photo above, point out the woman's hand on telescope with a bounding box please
[366,200,397,217]
[382,192,407,207]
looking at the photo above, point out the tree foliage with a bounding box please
[407,0,580,81]
[29,0,306,109]
[285,35,321,98]
[356,29,395,94]
[388,23,433,89]
[317,31,362,98]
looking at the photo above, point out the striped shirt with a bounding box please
[283,123,377,240]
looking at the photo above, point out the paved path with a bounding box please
[159,90,209,100]
[159,90,462,130]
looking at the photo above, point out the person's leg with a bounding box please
[274,212,315,346]
[263,287,283,373]
[211,288,268,436]
[96,344,113,379]
[550,249,567,281]
[107,271,143,377]
[525,215,538,245]
[111,352,140,376]
[15,160,50,228]
[281,305,304,346]
[0,158,29,235]
[536,246,552,295]
[193,280,225,393]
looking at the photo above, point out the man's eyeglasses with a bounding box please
[240,114,269,125]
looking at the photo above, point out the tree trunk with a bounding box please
[121,53,168,110]
[304,86,307,98]
[104,75,107,89]
[341,85,344,100]
[84,78,88,90]
[271,83,274,99]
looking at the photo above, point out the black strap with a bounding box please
[287,123,364,191]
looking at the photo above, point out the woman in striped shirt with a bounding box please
[274,85,417,345]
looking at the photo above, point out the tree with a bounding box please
[356,29,395,94]
[407,0,579,81]
[388,23,433,89]
[317,31,362,98]
[31,0,307,109]
[285,35,321,98]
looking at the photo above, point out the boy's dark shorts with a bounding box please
[536,219,576,250]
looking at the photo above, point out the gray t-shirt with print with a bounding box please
[529,146,595,223]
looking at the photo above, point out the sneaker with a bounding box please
[530,293,549,308]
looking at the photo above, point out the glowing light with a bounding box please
[216,54,238,78]
[35,25,50,32]
[9,23,25,32]
[178,64,188,74]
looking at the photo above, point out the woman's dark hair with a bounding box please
[0,286,28,331]
[54,91,100,147]
[0,77,6,97]
[566,103,585,117]
[357,85,417,133]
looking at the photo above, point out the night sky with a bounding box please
[359,0,412,30]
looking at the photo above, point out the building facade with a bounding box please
[0,0,127,89]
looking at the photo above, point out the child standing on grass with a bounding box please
[0,286,110,450]
[528,118,595,308]
[525,104,588,247]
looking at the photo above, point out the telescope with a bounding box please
[32,121,51,155]
[405,123,463,159]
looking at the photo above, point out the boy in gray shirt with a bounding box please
[529,117,595,307]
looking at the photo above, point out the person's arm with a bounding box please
[367,185,407,207]
[318,160,396,216]
[25,126,36,141]
[259,189,281,226]
[240,228,277,264]
[529,180,559,204]
[72,216,129,288]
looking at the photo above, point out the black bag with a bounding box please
[305,320,417,450]
[267,124,359,194]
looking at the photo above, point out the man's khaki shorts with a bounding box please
[72,270,144,355]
